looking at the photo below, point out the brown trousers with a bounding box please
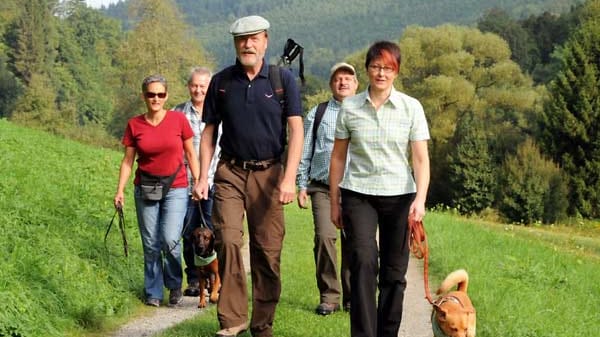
[212,160,285,337]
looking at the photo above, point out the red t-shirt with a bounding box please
[122,110,193,188]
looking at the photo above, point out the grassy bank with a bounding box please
[0,119,143,337]
[2,119,599,337]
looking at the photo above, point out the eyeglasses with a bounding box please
[144,92,167,99]
[368,64,395,74]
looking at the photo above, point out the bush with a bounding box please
[499,138,567,224]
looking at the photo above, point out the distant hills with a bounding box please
[103,0,581,78]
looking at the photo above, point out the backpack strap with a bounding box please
[268,64,285,108]
[311,101,329,155]
[307,101,329,177]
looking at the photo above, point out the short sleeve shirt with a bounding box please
[203,60,302,161]
[335,87,430,196]
[122,110,194,187]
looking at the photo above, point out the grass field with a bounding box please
[1,119,599,337]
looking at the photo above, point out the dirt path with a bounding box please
[397,257,433,337]
[111,246,432,337]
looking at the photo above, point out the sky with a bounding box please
[86,0,121,9]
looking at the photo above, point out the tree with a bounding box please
[11,72,64,132]
[0,54,23,118]
[500,138,567,224]
[109,0,213,137]
[54,0,123,126]
[383,24,542,207]
[478,8,539,74]
[447,111,495,214]
[540,10,600,217]
[5,0,58,85]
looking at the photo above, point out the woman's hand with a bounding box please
[330,201,344,229]
[114,192,124,210]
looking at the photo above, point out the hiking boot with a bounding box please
[215,322,249,337]
[184,282,200,297]
[168,288,183,307]
[343,301,351,312]
[145,298,160,307]
[315,302,340,315]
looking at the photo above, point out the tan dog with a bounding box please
[431,269,476,337]
[191,227,221,308]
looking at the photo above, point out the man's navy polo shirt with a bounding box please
[203,60,302,161]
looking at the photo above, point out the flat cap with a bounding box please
[229,15,270,37]
[330,62,356,80]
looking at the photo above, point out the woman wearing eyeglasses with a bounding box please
[114,74,199,308]
[329,41,430,337]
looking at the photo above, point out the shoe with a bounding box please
[184,282,200,297]
[168,288,183,307]
[145,298,160,307]
[215,322,248,337]
[315,302,340,316]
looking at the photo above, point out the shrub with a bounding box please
[499,138,567,224]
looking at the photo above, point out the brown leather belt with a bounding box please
[220,153,280,171]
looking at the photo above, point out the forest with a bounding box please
[0,0,598,222]
[103,0,580,77]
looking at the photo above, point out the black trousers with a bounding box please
[341,189,414,337]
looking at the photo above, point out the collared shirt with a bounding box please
[335,86,430,196]
[296,98,340,190]
[172,100,220,191]
[203,60,302,161]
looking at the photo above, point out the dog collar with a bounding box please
[194,250,217,266]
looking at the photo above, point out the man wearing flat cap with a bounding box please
[194,15,303,337]
[296,62,358,316]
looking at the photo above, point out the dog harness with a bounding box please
[431,295,473,337]
[194,250,217,267]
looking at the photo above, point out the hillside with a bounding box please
[103,0,581,77]
[0,119,142,337]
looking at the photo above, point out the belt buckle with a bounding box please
[242,160,254,170]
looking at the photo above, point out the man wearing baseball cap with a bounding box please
[194,15,303,337]
[296,62,358,316]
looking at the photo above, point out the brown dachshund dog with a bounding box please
[432,269,476,337]
[191,227,221,308]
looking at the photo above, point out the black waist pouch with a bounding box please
[139,164,182,201]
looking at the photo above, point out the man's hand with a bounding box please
[194,179,209,200]
[279,177,296,205]
[297,189,309,209]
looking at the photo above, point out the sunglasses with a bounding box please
[144,92,167,99]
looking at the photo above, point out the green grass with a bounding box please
[0,119,144,337]
[2,118,600,337]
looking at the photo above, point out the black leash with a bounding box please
[105,204,129,257]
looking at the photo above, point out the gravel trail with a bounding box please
[111,246,433,337]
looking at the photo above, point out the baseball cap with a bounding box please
[330,62,356,81]
[229,15,270,37]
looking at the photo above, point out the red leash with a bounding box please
[409,217,433,304]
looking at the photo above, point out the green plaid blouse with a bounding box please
[335,87,430,196]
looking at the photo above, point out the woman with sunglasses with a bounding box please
[329,41,430,337]
[114,74,199,308]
